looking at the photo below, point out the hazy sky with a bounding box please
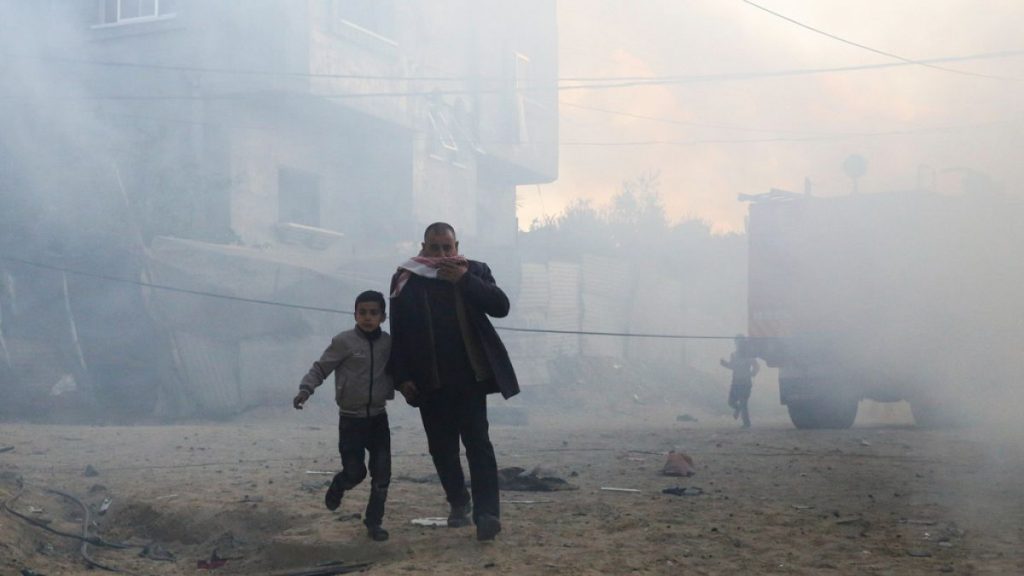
[518,0,1024,232]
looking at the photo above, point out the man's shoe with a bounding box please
[366,525,389,542]
[447,499,472,528]
[476,514,501,541]
[324,475,344,511]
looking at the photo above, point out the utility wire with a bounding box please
[496,326,737,340]
[8,47,1024,85]
[558,117,1022,147]
[0,254,743,341]
[5,52,487,82]
[4,49,1024,104]
[70,105,1024,149]
[741,0,1024,82]
[0,254,350,314]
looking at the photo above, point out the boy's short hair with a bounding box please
[355,290,386,315]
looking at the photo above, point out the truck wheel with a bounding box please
[787,398,858,429]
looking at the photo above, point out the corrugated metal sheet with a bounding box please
[581,255,630,358]
[172,333,239,414]
[517,263,549,311]
[627,277,685,365]
[547,262,580,355]
[581,293,624,358]
[239,335,321,409]
[582,254,631,300]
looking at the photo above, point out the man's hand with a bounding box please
[398,381,419,406]
[293,390,310,410]
[437,260,468,284]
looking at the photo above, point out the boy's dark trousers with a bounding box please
[418,378,499,524]
[334,412,391,527]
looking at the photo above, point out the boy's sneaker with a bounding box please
[447,499,472,528]
[475,514,501,541]
[366,525,389,542]
[324,474,344,511]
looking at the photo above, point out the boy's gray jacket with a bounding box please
[299,328,394,417]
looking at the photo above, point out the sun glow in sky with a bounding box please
[518,0,1024,233]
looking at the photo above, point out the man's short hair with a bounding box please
[423,222,456,242]
[355,290,386,315]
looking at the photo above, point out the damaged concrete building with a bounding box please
[0,0,558,419]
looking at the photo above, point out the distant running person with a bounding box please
[721,335,759,428]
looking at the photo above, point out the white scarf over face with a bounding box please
[390,255,469,297]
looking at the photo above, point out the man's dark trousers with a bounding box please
[335,412,391,527]
[418,377,499,524]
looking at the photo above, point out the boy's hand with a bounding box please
[293,390,310,409]
[398,381,419,406]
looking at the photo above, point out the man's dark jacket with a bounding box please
[389,260,519,399]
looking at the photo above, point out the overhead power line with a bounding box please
[3,48,1023,103]
[741,0,1024,82]
[0,254,741,341]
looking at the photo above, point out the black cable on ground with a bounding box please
[45,488,128,573]
[1,486,130,549]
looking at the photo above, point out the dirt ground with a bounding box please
[1,400,1023,576]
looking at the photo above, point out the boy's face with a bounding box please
[354,301,384,332]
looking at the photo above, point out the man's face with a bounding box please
[354,301,384,332]
[421,229,459,258]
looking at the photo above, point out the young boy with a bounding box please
[293,290,395,541]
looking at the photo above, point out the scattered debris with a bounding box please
[394,473,439,484]
[301,480,330,493]
[498,467,577,492]
[0,446,14,453]
[139,542,176,562]
[197,548,243,570]
[304,470,334,476]
[28,506,44,514]
[906,549,932,558]
[238,495,263,503]
[82,465,99,477]
[87,484,107,494]
[410,517,448,527]
[675,414,698,423]
[662,486,704,497]
[502,499,552,504]
[335,513,361,522]
[835,516,871,537]
[98,498,112,515]
[21,569,46,576]
[50,374,77,396]
[155,494,179,501]
[272,561,373,576]
[197,557,227,570]
[662,451,696,477]
[859,439,871,447]
[792,505,815,510]
[600,487,641,493]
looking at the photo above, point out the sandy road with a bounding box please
[1,405,1022,575]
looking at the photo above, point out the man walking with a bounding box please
[388,222,518,541]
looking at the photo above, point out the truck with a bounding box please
[745,189,1024,428]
